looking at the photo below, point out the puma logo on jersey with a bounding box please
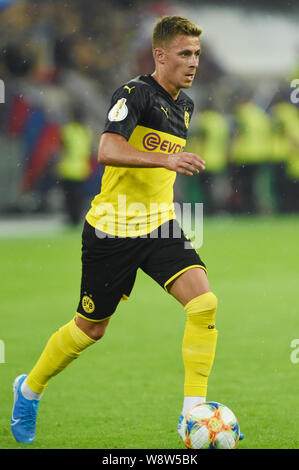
[124,85,135,94]
[160,106,169,119]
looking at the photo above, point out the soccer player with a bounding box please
[11,15,243,445]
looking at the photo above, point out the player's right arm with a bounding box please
[98,132,205,176]
[99,81,205,176]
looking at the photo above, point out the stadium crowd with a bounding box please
[0,0,298,220]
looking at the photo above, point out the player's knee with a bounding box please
[87,323,108,341]
[202,291,218,313]
[76,316,110,341]
[185,291,218,316]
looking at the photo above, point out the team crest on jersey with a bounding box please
[82,294,95,313]
[184,110,190,129]
[108,98,128,122]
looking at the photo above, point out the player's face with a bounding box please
[164,34,201,91]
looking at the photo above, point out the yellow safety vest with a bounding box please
[57,122,92,181]
[230,102,272,164]
[270,102,299,164]
[186,111,229,173]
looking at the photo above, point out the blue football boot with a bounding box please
[11,374,40,444]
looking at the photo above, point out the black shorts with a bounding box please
[76,219,207,321]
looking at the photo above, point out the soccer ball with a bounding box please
[181,402,240,449]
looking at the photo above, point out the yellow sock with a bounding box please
[182,292,218,397]
[26,317,96,394]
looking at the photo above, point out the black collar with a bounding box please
[141,74,182,104]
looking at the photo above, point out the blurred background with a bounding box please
[1,1,299,450]
[0,0,299,229]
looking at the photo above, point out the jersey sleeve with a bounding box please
[102,83,149,140]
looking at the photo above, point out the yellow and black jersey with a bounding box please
[86,74,194,237]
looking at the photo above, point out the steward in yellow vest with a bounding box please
[229,102,272,213]
[185,109,229,213]
[57,122,92,181]
[57,107,92,225]
[270,101,299,212]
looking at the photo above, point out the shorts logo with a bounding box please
[82,294,95,313]
[108,98,128,122]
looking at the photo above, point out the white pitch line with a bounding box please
[0,215,67,238]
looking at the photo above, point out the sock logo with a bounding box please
[82,294,95,314]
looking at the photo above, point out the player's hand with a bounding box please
[165,152,206,176]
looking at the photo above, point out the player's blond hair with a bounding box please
[152,15,202,51]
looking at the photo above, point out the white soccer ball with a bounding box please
[181,402,240,449]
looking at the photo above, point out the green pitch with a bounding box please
[1,215,298,449]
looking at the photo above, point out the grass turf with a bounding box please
[0,214,298,449]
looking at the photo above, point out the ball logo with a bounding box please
[82,295,95,313]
